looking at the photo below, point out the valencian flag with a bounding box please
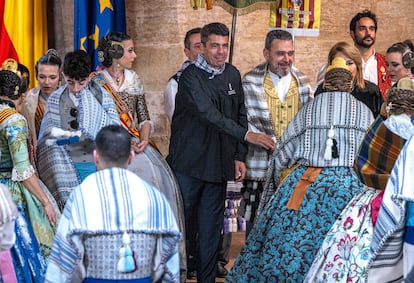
[0,0,48,88]
[74,0,126,71]
[270,0,321,36]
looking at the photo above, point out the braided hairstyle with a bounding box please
[97,31,131,68]
[35,49,62,76]
[323,57,353,93]
[386,77,414,116]
[0,70,23,101]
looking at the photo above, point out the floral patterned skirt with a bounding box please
[304,187,380,283]
[226,165,363,283]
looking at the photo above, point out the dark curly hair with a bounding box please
[63,50,91,80]
[0,70,23,100]
[349,9,378,32]
[97,31,131,68]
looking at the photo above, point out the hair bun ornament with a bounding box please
[326,57,350,73]
[396,77,414,92]
[1,59,20,77]
[323,57,353,92]
[46,48,59,57]
[98,51,105,63]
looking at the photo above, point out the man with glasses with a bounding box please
[37,49,120,209]
[241,29,313,237]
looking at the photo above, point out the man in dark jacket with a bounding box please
[167,22,274,283]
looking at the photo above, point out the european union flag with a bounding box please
[74,0,126,71]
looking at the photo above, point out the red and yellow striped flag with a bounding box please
[0,0,48,88]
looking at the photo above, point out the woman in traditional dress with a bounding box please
[21,49,62,164]
[304,77,414,283]
[92,31,186,281]
[386,41,414,85]
[366,78,414,283]
[226,57,374,282]
[0,69,57,282]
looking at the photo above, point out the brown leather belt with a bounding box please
[286,167,322,210]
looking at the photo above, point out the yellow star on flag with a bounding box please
[99,0,113,13]
[80,36,87,51]
[88,24,100,49]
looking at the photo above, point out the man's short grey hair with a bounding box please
[265,29,293,50]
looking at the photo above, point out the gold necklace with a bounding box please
[107,68,123,86]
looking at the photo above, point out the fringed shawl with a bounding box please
[243,62,313,180]
[36,83,120,208]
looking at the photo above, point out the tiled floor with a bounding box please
[187,232,245,283]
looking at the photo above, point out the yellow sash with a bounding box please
[0,108,17,123]
[94,74,159,151]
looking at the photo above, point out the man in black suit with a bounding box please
[167,22,274,283]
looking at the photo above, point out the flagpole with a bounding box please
[229,9,237,64]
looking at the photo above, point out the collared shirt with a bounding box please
[362,50,378,85]
[269,71,292,102]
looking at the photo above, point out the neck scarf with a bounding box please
[194,54,225,79]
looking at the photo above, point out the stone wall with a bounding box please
[50,0,414,156]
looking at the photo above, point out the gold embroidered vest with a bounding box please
[264,72,300,138]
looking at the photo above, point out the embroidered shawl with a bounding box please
[243,62,313,180]
[256,91,373,217]
[36,83,120,208]
[45,168,181,283]
[367,133,414,283]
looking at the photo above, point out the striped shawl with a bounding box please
[36,83,120,207]
[257,91,373,217]
[243,62,313,180]
[45,168,181,283]
[367,133,414,283]
[354,115,407,190]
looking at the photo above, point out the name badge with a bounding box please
[228,83,236,95]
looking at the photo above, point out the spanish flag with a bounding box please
[74,0,126,71]
[0,0,48,88]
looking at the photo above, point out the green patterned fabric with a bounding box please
[216,0,277,15]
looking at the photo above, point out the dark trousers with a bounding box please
[217,232,232,266]
[174,172,226,283]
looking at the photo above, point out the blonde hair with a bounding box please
[327,41,365,89]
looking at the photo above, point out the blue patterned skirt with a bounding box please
[226,165,363,283]
[11,212,47,283]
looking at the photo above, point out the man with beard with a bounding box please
[241,29,313,236]
[350,9,391,99]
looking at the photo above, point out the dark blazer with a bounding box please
[315,80,383,117]
[167,63,248,183]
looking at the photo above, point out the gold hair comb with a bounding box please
[1,58,22,78]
